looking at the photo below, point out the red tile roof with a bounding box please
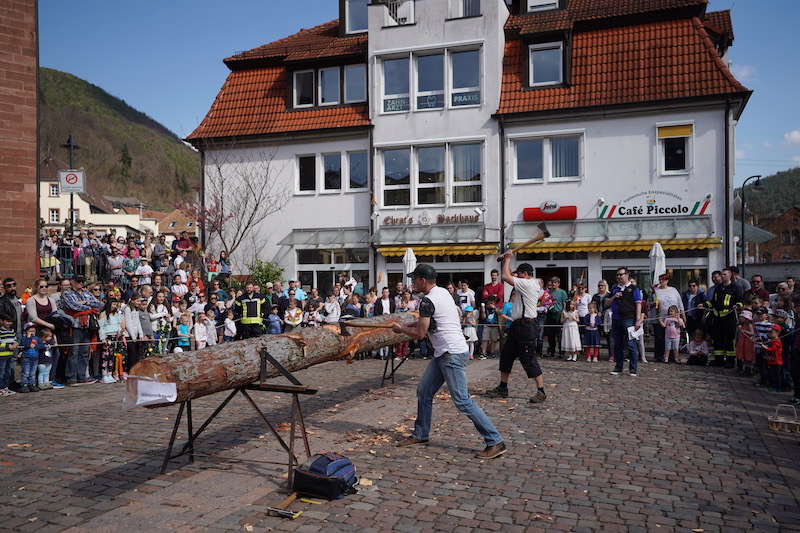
[188,19,370,141]
[505,0,708,35]
[702,10,734,41]
[497,17,749,116]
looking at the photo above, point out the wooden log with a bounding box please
[126,312,418,407]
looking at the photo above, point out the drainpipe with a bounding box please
[724,100,731,266]
[499,117,507,251]
[369,128,377,290]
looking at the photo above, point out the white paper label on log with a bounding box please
[124,376,177,409]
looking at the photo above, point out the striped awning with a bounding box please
[514,238,722,254]
[378,243,499,257]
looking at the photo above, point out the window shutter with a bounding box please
[657,124,693,139]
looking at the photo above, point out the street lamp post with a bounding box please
[61,135,80,236]
[740,174,761,278]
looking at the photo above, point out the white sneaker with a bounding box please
[101,375,115,384]
[610,371,620,376]
[2,388,16,396]
[630,373,638,377]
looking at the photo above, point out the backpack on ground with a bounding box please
[292,452,358,500]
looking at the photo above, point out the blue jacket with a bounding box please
[682,290,707,320]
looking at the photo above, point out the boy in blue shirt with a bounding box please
[266,305,283,334]
[0,314,18,396]
[19,323,41,393]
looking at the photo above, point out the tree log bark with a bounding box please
[126,313,418,407]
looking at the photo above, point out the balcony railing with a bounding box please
[380,0,414,27]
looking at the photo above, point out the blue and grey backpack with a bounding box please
[293,452,358,500]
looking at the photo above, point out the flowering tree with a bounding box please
[178,144,288,258]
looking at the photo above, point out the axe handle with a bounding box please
[496,232,546,262]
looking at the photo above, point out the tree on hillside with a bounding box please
[177,144,289,258]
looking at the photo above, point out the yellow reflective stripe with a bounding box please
[723,294,731,307]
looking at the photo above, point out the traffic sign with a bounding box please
[59,169,85,194]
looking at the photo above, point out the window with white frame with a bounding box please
[449,0,480,18]
[529,42,563,86]
[383,148,411,206]
[416,54,444,110]
[49,209,59,224]
[319,67,340,106]
[383,57,410,112]
[452,143,482,203]
[70,209,79,222]
[49,183,59,197]
[381,142,484,207]
[345,0,368,33]
[451,49,480,106]
[382,47,481,113]
[527,0,558,12]
[348,151,368,190]
[323,153,342,190]
[657,124,692,174]
[417,146,445,205]
[344,64,367,103]
[293,70,315,108]
[298,155,316,192]
[514,134,581,182]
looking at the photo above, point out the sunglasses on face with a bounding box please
[38,285,48,289]
[4,282,16,287]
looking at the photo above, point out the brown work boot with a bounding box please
[396,436,429,447]
[529,390,547,403]
[476,441,507,459]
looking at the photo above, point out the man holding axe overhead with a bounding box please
[392,264,506,459]
[485,251,548,403]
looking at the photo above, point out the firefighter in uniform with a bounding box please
[705,267,742,367]
[234,282,268,339]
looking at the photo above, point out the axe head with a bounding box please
[536,222,551,238]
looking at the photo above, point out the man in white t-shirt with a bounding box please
[392,264,506,459]
[456,281,476,311]
[485,255,547,403]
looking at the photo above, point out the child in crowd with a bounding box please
[304,306,322,328]
[771,309,793,391]
[687,329,710,366]
[480,296,500,359]
[736,310,755,375]
[135,257,153,285]
[760,324,783,392]
[561,300,581,361]
[266,305,283,334]
[660,305,685,364]
[753,307,773,387]
[462,306,478,359]
[178,313,193,351]
[582,302,600,362]
[284,300,303,332]
[19,323,42,393]
[202,310,218,347]
[37,329,55,390]
[223,309,237,342]
[0,314,17,396]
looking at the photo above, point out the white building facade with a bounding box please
[188,0,749,296]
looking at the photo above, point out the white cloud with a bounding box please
[762,141,773,149]
[793,156,800,163]
[732,64,756,82]
[735,149,746,160]
[786,130,800,145]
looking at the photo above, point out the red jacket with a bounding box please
[482,282,504,303]
[765,339,783,366]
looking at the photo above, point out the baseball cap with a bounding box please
[772,324,782,333]
[516,263,534,275]
[739,310,753,321]
[24,322,36,330]
[407,264,437,281]
[73,275,85,284]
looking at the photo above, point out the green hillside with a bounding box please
[38,67,200,210]
[739,167,800,218]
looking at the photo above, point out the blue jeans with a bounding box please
[38,364,52,386]
[0,357,11,389]
[21,357,38,386]
[413,351,503,446]
[612,318,639,374]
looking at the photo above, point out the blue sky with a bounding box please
[39,0,799,186]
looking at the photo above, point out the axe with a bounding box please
[496,222,550,262]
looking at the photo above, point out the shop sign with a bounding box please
[383,212,480,226]
[523,203,577,221]
[599,190,711,218]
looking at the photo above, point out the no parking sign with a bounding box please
[58,169,85,194]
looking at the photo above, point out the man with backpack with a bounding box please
[392,264,506,459]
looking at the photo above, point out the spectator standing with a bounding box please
[729,266,750,294]
[456,281,476,311]
[0,314,19,396]
[746,275,769,301]
[682,279,707,337]
[706,268,743,367]
[592,280,612,357]
[481,269,504,305]
[607,268,643,376]
[653,274,684,363]
[59,276,103,385]
[545,277,568,358]
[106,247,124,283]
[234,282,267,339]
[706,270,723,302]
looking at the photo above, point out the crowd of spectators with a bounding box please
[4,239,800,406]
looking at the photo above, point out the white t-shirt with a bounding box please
[419,286,468,357]
[380,298,391,315]
[510,277,543,320]
[575,293,591,317]
[456,288,476,310]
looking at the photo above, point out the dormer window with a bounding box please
[345,0,368,34]
[527,0,558,12]
[528,42,563,86]
[293,70,314,108]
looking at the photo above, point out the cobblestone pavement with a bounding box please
[1,357,799,533]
